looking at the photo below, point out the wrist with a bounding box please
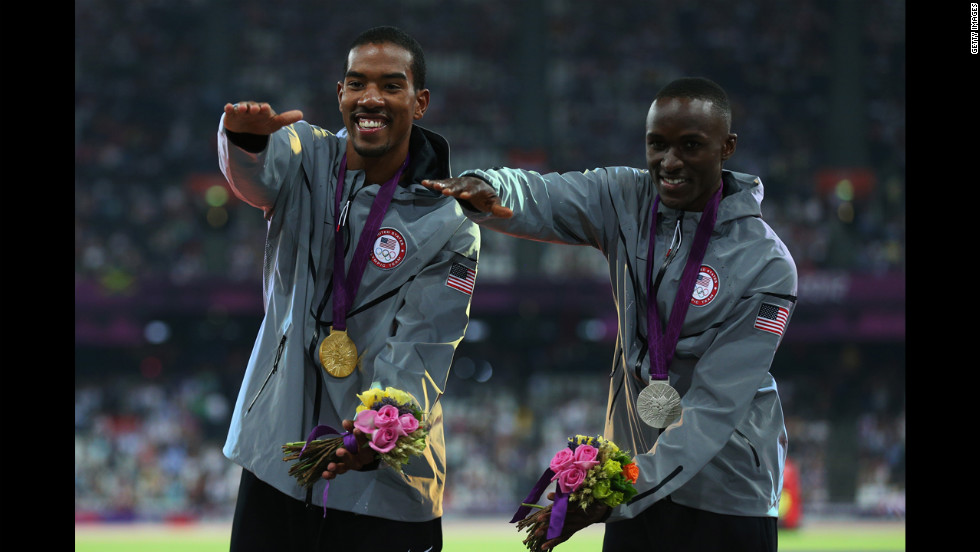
[225,129,269,153]
[356,455,381,471]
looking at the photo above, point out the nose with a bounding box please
[661,148,682,172]
[357,84,384,109]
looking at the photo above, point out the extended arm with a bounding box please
[217,102,307,215]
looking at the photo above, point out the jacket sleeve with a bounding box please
[370,220,480,415]
[216,113,310,219]
[609,253,797,521]
[459,167,638,254]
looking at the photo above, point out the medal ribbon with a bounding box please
[645,184,722,381]
[300,424,360,517]
[509,442,575,540]
[332,153,410,331]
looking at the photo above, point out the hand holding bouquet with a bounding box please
[349,386,430,471]
[282,387,430,511]
[512,435,639,551]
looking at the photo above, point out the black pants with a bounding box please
[230,469,443,552]
[602,497,777,552]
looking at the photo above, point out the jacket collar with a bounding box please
[402,124,451,188]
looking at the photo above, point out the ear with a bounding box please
[414,89,430,120]
[337,81,344,111]
[722,133,737,161]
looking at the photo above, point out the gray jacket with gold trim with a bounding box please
[460,166,797,520]
[217,116,480,522]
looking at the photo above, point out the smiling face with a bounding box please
[337,42,429,168]
[645,97,737,211]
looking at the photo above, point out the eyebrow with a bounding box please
[345,70,409,81]
[646,131,708,140]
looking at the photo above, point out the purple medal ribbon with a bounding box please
[509,443,574,540]
[547,492,570,540]
[645,184,722,381]
[300,424,360,517]
[332,153,410,331]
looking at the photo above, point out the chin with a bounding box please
[353,143,390,158]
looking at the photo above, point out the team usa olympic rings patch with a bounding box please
[371,228,407,270]
[690,265,719,306]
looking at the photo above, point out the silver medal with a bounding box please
[637,381,681,428]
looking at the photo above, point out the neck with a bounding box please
[345,142,411,185]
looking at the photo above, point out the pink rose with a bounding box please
[399,413,420,435]
[572,444,599,471]
[353,409,377,434]
[549,448,575,473]
[375,405,402,429]
[555,467,587,493]
[369,426,401,453]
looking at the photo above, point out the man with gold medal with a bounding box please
[217,26,480,552]
[424,77,797,552]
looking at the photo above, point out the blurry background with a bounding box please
[75,0,905,527]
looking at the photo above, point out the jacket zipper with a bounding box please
[734,429,761,468]
[247,334,287,414]
[652,213,684,294]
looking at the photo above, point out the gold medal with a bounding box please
[318,328,358,378]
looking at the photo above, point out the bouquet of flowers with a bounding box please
[512,435,639,551]
[282,387,430,489]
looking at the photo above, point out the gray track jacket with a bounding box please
[460,166,797,520]
[217,117,480,521]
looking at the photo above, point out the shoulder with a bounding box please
[717,216,797,296]
[276,121,344,154]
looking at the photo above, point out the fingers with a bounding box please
[420,179,445,192]
[490,203,514,218]
[223,102,302,135]
[275,109,304,126]
[541,536,568,551]
[341,419,370,447]
[421,178,513,218]
[225,101,271,116]
[322,460,348,480]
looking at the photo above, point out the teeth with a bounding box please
[358,119,384,129]
[662,177,684,185]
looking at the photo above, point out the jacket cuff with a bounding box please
[225,129,269,153]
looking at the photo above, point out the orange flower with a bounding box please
[622,462,639,483]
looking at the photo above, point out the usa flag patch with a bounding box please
[446,262,476,295]
[754,303,789,336]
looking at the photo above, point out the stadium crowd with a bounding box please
[75,0,904,524]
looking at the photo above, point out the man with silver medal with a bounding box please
[424,77,797,552]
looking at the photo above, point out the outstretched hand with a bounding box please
[223,101,304,135]
[321,419,376,480]
[421,177,513,218]
[536,492,610,551]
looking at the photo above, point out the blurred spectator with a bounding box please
[74,0,904,290]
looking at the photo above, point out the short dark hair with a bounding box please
[655,77,731,129]
[345,26,427,91]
